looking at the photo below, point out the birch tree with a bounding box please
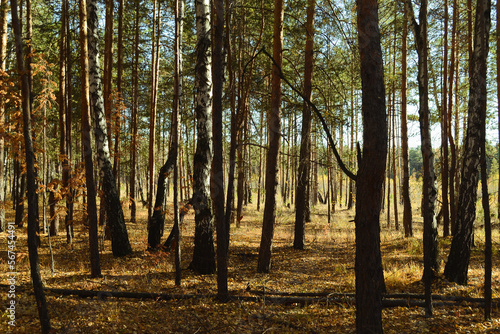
[88,0,132,257]
[190,0,215,274]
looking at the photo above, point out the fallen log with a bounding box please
[41,287,500,308]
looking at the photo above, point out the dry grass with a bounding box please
[1,196,500,333]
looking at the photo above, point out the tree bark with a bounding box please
[294,0,314,250]
[407,0,439,316]
[11,0,51,330]
[444,0,491,285]
[79,0,101,278]
[355,0,386,332]
[147,150,176,249]
[130,0,140,224]
[88,0,132,257]
[213,0,227,300]
[190,0,215,275]
[257,0,284,274]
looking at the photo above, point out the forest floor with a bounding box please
[1,199,500,333]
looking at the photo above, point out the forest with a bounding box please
[1,0,500,332]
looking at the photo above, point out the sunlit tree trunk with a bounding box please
[294,0,315,250]
[191,0,215,274]
[355,0,386,332]
[257,0,283,273]
[130,0,140,224]
[79,0,101,278]
[88,0,132,257]
[441,0,450,237]
[444,0,491,285]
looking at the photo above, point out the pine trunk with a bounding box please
[355,0,386,332]
[257,0,283,273]
[294,0,314,250]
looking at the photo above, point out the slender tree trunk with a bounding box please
[481,81,492,321]
[407,0,439,316]
[444,0,491,285]
[257,0,283,273]
[173,0,184,286]
[11,0,51,330]
[213,0,227,300]
[355,0,386,332]
[294,0,314,250]
[114,0,124,191]
[190,0,215,274]
[441,0,450,237]
[0,0,7,232]
[448,0,458,234]
[130,0,140,224]
[103,0,113,149]
[148,0,160,220]
[79,0,101,278]
[88,0,132,257]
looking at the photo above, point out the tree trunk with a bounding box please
[213,0,227,300]
[294,0,314,250]
[173,0,184,286]
[407,0,439,316]
[0,0,7,232]
[88,0,132,257]
[444,0,491,285]
[441,0,450,237]
[448,0,458,234]
[355,0,386,332]
[79,0,101,278]
[147,150,176,249]
[11,0,51,330]
[130,0,140,224]
[190,0,215,274]
[257,0,283,273]
[148,0,160,220]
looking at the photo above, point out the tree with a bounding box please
[213,0,227,300]
[130,0,140,225]
[88,0,132,257]
[294,0,315,251]
[355,0,386,332]
[257,0,284,274]
[79,0,101,278]
[407,0,439,316]
[0,0,7,232]
[401,2,413,237]
[190,0,216,274]
[444,0,491,285]
[11,0,51,329]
